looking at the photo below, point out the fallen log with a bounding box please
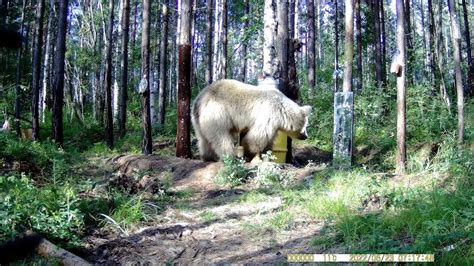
[36,236,91,266]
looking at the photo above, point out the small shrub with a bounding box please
[215,155,251,188]
[0,175,84,243]
[253,152,293,188]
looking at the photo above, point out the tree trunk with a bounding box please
[421,0,428,79]
[380,0,386,86]
[288,0,299,101]
[287,0,300,163]
[318,0,323,62]
[447,0,464,144]
[343,0,354,93]
[461,0,474,96]
[105,0,115,148]
[131,0,138,51]
[176,0,192,158]
[263,0,277,78]
[31,0,45,141]
[14,0,26,136]
[212,0,220,79]
[41,7,53,123]
[395,0,406,173]
[140,0,152,154]
[276,0,290,162]
[404,0,413,85]
[53,0,68,146]
[355,0,362,92]
[373,0,382,89]
[333,0,340,92]
[205,0,213,84]
[158,0,169,125]
[240,0,249,82]
[427,0,436,82]
[222,0,227,78]
[119,0,130,136]
[307,0,316,92]
[435,0,450,109]
[277,0,289,93]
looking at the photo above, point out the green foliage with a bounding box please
[215,152,294,189]
[301,136,472,263]
[253,152,294,188]
[0,175,84,244]
[215,156,250,188]
[0,132,65,175]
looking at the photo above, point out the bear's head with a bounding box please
[286,105,312,140]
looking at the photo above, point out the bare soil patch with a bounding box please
[81,146,333,263]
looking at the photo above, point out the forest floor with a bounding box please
[3,133,471,264]
[79,144,337,264]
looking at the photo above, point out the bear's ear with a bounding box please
[301,105,312,116]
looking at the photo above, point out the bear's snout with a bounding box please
[298,132,308,140]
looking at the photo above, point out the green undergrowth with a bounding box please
[236,134,473,264]
[0,130,179,248]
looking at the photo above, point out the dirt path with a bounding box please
[83,147,332,264]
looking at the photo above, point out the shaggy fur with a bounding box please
[192,79,312,161]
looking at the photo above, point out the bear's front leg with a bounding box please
[241,128,275,162]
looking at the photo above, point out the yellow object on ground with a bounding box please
[272,131,288,163]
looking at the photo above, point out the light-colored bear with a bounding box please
[191,79,312,162]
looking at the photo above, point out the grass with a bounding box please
[267,134,472,264]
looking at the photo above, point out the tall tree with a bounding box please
[404,0,413,85]
[205,0,213,84]
[158,0,169,125]
[222,0,227,78]
[288,0,299,100]
[104,0,115,148]
[435,0,450,108]
[307,0,316,92]
[14,0,26,136]
[140,0,152,154]
[176,0,192,158]
[41,5,53,123]
[263,0,277,78]
[212,0,227,79]
[373,0,382,89]
[447,0,465,144]
[421,0,428,79]
[53,0,69,146]
[276,0,291,162]
[380,0,386,85]
[395,0,406,173]
[461,0,473,95]
[355,0,362,92]
[119,0,130,136]
[334,0,339,92]
[343,0,354,93]
[277,0,289,93]
[240,0,250,82]
[31,0,45,140]
[427,0,435,82]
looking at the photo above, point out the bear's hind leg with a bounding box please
[211,133,237,160]
[198,137,219,161]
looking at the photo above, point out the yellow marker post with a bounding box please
[272,131,287,163]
